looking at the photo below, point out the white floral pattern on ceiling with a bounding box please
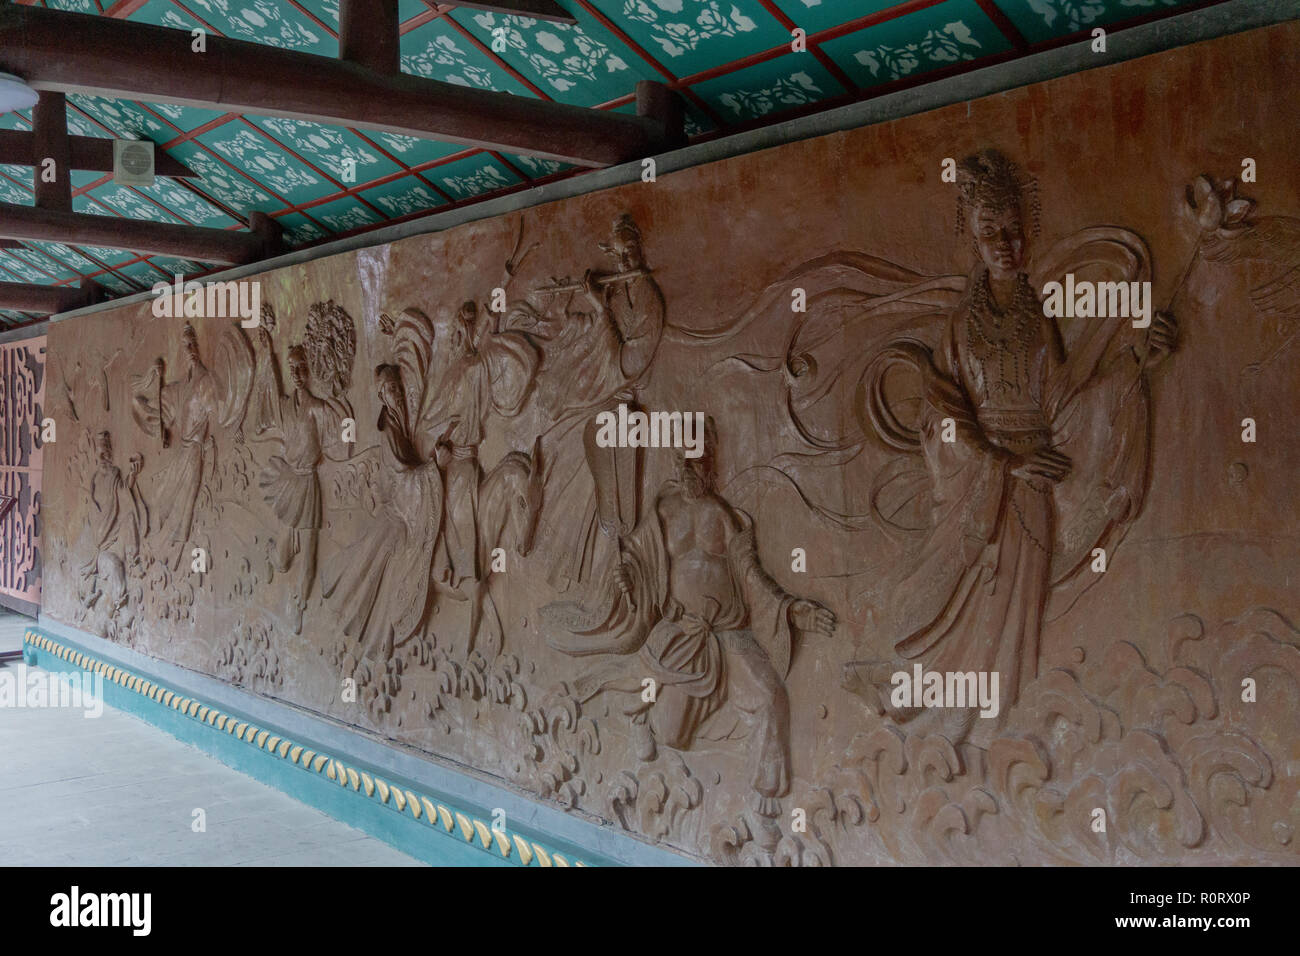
[621,0,760,59]
[0,0,1211,324]
[90,185,186,225]
[316,204,380,232]
[851,21,984,80]
[468,12,632,97]
[402,32,502,90]
[181,0,330,51]
[439,161,514,201]
[201,127,324,199]
[168,146,274,210]
[508,154,568,179]
[254,118,385,179]
[0,175,30,205]
[367,183,442,218]
[717,70,825,119]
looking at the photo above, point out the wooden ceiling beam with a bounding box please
[340,0,401,74]
[433,1,578,25]
[0,203,283,265]
[31,90,72,212]
[0,131,197,178]
[0,3,668,167]
[0,278,102,315]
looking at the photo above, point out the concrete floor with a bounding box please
[0,610,26,655]
[0,613,423,866]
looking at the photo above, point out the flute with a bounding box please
[533,267,651,295]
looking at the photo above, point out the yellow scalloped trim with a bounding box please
[514,836,534,866]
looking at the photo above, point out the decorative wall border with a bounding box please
[22,629,590,868]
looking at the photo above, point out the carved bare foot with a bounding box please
[746,803,782,854]
[842,658,926,723]
[631,719,657,762]
[841,659,893,715]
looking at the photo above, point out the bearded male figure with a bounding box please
[79,430,148,611]
[130,322,252,570]
[543,421,836,851]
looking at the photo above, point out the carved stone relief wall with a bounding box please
[40,21,1300,865]
[0,334,46,611]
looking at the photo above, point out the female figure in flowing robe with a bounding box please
[321,351,444,666]
[687,150,1175,746]
[835,151,1178,744]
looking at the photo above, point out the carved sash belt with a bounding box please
[977,408,1048,433]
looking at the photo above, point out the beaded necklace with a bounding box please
[965,268,1040,400]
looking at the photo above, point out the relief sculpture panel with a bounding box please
[39,22,1300,865]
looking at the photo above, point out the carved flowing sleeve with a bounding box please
[729,509,796,679]
[541,502,669,658]
[1031,228,1154,596]
[130,364,172,442]
[617,279,665,381]
[483,330,539,418]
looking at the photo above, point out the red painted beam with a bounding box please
[0,3,665,167]
[0,201,278,265]
[0,130,197,178]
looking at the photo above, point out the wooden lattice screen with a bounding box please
[0,335,45,614]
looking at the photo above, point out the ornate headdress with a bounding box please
[955,149,1040,237]
[303,299,356,398]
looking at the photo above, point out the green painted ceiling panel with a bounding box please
[0,0,1227,323]
[401,16,542,95]
[691,50,844,122]
[771,0,908,34]
[821,0,1012,89]
[1001,0,1194,44]
[584,0,793,79]
[357,176,449,219]
[432,152,525,201]
[449,7,658,106]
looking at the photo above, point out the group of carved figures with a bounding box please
[74,149,1300,858]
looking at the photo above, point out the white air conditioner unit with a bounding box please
[113,139,156,187]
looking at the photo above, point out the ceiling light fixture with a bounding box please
[0,73,39,114]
